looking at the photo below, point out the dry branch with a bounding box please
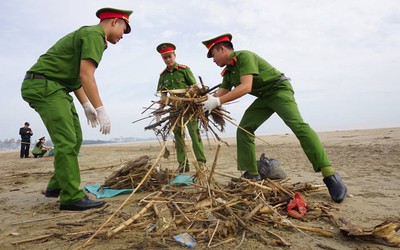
[337,217,400,247]
[142,84,230,143]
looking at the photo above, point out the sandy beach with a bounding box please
[0,127,399,249]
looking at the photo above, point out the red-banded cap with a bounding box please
[96,7,133,34]
[202,33,232,58]
[156,43,176,54]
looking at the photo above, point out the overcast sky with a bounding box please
[1,0,399,142]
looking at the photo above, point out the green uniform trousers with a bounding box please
[237,80,330,174]
[173,118,206,168]
[21,78,86,204]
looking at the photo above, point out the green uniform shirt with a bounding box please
[157,63,196,92]
[28,24,107,92]
[32,143,44,154]
[220,50,283,97]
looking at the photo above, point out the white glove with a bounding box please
[96,106,111,135]
[202,94,221,114]
[82,102,98,128]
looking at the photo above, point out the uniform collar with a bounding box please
[166,63,179,72]
[228,51,237,66]
[95,24,108,49]
[221,52,237,76]
[160,63,179,75]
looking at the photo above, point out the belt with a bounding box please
[258,75,291,97]
[24,73,47,80]
[275,75,290,84]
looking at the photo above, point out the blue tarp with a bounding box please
[85,184,133,198]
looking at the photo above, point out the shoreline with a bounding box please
[2,126,399,154]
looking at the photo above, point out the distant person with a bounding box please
[32,136,52,158]
[201,33,347,203]
[21,7,133,211]
[156,43,207,172]
[19,122,33,158]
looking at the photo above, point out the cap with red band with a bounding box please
[202,33,232,58]
[156,43,176,54]
[96,7,133,34]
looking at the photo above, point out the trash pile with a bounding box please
[99,157,400,248]
[101,156,336,248]
[101,155,174,191]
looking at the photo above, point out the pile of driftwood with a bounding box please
[92,157,400,248]
[97,155,337,248]
[102,155,174,192]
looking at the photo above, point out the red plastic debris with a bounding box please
[287,192,307,218]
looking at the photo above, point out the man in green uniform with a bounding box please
[201,34,347,203]
[156,43,206,172]
[21,8,133,210]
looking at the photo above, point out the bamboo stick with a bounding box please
[263,229,291,246]
[57,222,85,227]
[244,203,264,221]
[222,117,271,146]
[276,221,335,237]
[265,179,294,197]
[214,171,273,191]
[11,234,53,245]
[234,231,246,250]
[172,201,191,223]
[190,182,236,198]
[107,194,160,238]
[147,228,205,236]
[207,219,220,248]
[11,214,71,225]
[209,237,236,249]
[208,144,221,186]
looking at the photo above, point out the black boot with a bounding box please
[323,173,347,203]
[231,171,261,182]
[242,171,261,181]
[59,196,105,211]
[43,188,61,198]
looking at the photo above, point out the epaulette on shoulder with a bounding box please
[178,64,187,69]
[160,68,167,75]
[221,67,227,76]
[230,56,237,66]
